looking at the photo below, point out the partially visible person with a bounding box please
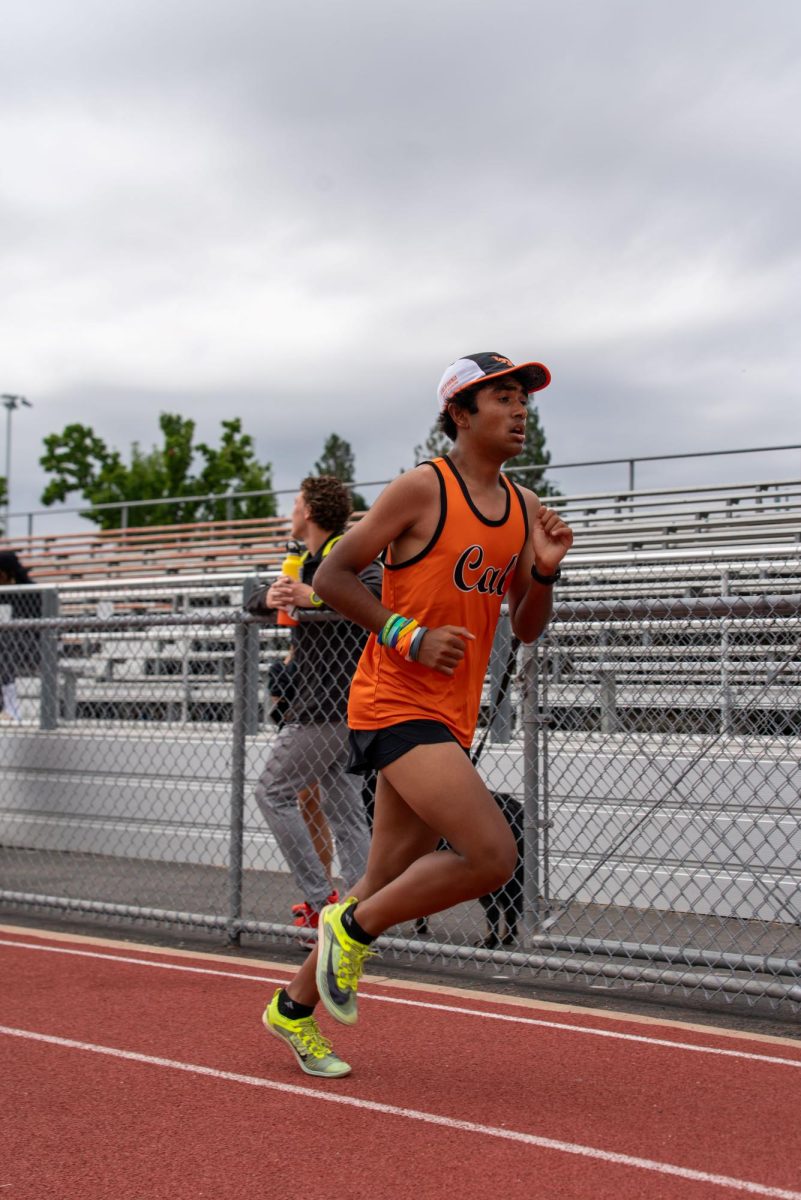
[248,476,381,931]
[267,651,336,907]
[296,783,334,890]
[266,652,297,730]
[0,551,40,723]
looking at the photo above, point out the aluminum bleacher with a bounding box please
[1,472,799,727]
[551,477,801,553]
[2,473,798,584]
[1,514,295,583]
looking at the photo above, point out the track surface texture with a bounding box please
[2,923,801,1200]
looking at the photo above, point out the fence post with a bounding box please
[488,608,513,743]
[228,617,248,945]
[720,570,733,735]
[39,588,59,730]
[61,669,78,722]
[521,642,542,937]
[241,577,263,736]
[599,667,618,733]
[539,629,552,913]
[179,593,191,724]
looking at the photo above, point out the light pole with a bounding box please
[2,393,33,531]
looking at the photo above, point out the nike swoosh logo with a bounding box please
[325,939,352,1006]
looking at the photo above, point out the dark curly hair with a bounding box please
[437,384,481,440]
[0,551,32,584]
[300,475,352,531]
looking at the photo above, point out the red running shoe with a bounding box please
[291,890,339,929]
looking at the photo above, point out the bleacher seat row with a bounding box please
[2,475,799,583]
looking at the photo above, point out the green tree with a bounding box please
[412,405,560,496]
[312,432,367,511]
[195,418,278,521]
[39,414,276,529]
[412,423,450,466]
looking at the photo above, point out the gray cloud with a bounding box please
[2,0,800,532]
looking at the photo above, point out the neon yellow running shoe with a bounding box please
[263,989,351,1078]
[315,896,376,1026]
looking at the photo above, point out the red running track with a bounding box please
[2,923,801,1200]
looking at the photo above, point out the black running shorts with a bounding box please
[346,719,462,775]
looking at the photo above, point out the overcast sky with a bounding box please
[2,0,800,531]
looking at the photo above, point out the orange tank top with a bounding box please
[348,456,528,746]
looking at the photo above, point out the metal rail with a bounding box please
[4,442,800,536]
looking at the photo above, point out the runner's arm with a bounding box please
[314,469,475,676]
[506,489,574,643]
[313,469,433,633]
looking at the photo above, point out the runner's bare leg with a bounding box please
[286,741,516,1007]
[286,767,438,1005]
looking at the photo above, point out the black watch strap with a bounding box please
[530,563,562,586]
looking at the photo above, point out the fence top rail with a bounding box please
[6,593,800,629]
[0,607,345,632]
[0,610,269,633]
[553,594,801,621]
[1,572,262,595]
[567,542,801,567]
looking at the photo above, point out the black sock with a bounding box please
[341,903,376,945]
[276,989,315,1020]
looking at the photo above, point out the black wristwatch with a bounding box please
[530,563,562,586]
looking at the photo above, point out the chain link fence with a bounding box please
[1,557,800,1019]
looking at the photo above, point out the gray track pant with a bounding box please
[254,721,371,911]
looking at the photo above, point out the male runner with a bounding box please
[264,352,573,1077]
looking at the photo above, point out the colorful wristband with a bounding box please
[377,612,425,661]
[394,619,419,659]
[408,625,428,662]
[379,613,408,647]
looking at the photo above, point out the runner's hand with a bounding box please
[531,506,574,575]
[416,626,475,676]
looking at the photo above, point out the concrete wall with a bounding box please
[2,728,799,923]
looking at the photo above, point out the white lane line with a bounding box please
[0,937,288,985]
[3,936,801,1071]
[2,1024,799,1200]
